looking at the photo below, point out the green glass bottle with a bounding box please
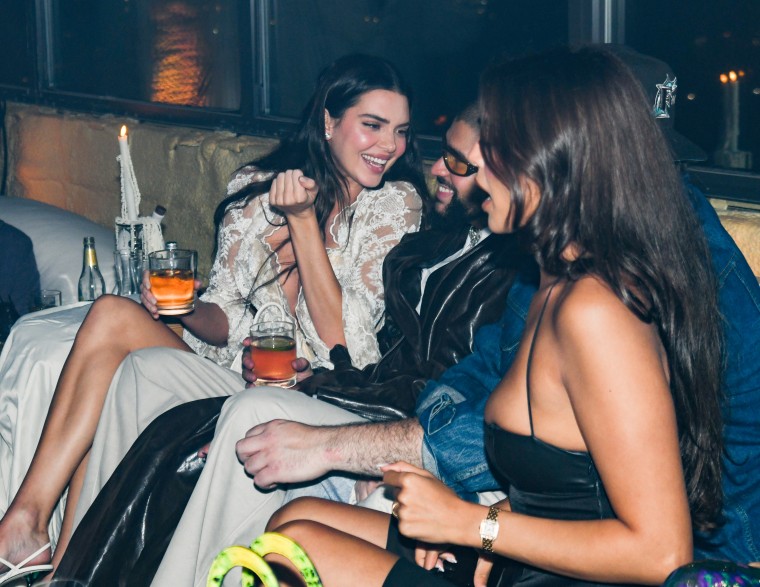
[78,236,106,301]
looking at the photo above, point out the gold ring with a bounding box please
[391,501,400,519]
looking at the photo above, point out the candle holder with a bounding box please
[115,125,164,266]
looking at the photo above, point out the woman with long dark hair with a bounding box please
[0,53,425,584]
[265,45,724,587]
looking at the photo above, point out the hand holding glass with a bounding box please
[148,249,197,315]
[250,321,297,387]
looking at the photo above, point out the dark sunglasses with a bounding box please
[442,143,479,177]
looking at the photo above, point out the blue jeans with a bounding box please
[284,474,358,504]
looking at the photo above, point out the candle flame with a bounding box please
[120,125,128,138]
[720,71,742,84]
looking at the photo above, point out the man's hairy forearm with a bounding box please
[318,417,424,477]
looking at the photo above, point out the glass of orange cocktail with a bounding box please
[148,248,197,315]
[250,320,297,388]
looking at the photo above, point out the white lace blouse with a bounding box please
[183,167,423,372]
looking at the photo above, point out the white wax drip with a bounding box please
[118,130,141,221]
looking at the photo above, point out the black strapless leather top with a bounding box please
[485,424,614,521]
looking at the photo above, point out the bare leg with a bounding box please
[268,521,397,587]
[267,497,390,547]
[49,448,90,570]
[0,295,190,572]
[23,449,92,583]
[267,498,398,587]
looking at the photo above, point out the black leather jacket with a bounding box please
[298,227,523,420]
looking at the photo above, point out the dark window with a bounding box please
[2,0,757,193]
[261,0,569,136]
[0,0,573,142]
[45,0,242,111]
[0,0,35,91]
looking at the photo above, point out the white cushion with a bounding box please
[0,197,116,305]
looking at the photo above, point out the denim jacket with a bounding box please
[686,180,760,562]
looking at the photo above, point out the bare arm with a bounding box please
[270,170,346,349]
[235,417,424,489]
[178,298,229,345]
[140,273,229,345]
[273,172,422,365]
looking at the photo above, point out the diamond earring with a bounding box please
[325,131,332,140]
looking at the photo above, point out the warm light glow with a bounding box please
[719,72,740,84]
[120,125,128,138]
[150,3,207,107]
[687,93,696,100]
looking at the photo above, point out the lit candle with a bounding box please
[715,70,752,170]
[118,125,139,221]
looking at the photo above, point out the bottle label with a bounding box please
[85,248,98,266]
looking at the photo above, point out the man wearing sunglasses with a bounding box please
[430,104,482,222]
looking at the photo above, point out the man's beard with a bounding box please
[429,185,489,231]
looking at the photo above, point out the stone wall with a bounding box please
[3,102,759,280]
[2,102,278,277]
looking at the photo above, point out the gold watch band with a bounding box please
[481,505,502,552]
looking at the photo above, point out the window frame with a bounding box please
[0,0,758,195]
[1,0,588,153]
[0,0,262,134]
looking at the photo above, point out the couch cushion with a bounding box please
[0,196,116,304]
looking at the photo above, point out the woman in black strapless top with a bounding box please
[264,47,724,587]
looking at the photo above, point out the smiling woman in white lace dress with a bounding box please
[0,53,425,585]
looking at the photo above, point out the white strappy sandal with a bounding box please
[0,543,53,586]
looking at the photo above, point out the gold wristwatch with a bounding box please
[479,505,502,552]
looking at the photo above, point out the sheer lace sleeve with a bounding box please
[183,167,273,368]
[296,181,423,369]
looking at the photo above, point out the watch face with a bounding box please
[479,518,499,540]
